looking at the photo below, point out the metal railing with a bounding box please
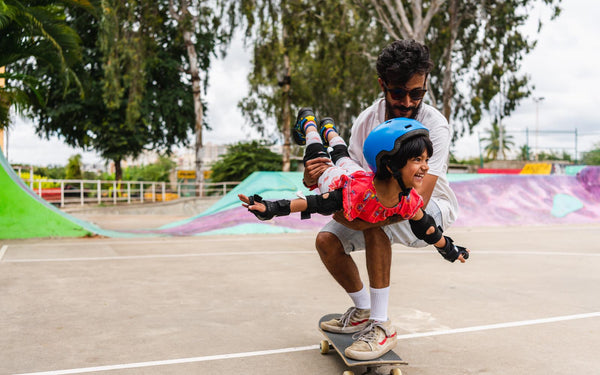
[25,178,240,207]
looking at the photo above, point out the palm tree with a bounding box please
[481,120,515,160]
[0,0,90,128]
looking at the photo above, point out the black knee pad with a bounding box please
[303,143,329,166]
[329,145,350,164]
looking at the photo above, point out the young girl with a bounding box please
[238,109,469,263]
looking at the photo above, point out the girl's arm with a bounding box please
[410,208,470,263]
[238,189,344,221]
[239,194,307,216]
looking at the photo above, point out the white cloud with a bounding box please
[5,116,104,167]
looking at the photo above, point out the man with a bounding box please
[304,40,460,360]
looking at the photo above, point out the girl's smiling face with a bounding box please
[400,150,430,189]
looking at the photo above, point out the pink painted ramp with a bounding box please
[452,169,600,227]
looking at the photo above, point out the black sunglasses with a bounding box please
[382,81,427,101]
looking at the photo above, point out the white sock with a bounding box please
[328,135,346,147]
[348,284,370,310]
[369,286,390,322]
[305,131,322,145]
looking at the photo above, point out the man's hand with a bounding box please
[303,157,332,187]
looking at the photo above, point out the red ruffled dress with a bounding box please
[328,171,424,223]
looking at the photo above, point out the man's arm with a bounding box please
[331,211,405,231]
[416,173,437,207]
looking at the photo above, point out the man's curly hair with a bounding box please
[376,40,433,86]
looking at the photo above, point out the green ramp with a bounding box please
[0,152,138,239]
[160,171,312,229]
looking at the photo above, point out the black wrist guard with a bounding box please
[409,211,443,244]
[435,236,469,263]
[247,194,291,221]
[301,189,343,220]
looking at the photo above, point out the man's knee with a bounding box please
[315,231,345,257]
[363,227,390,246]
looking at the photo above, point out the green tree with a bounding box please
[582,144,600,165]
[210,140,282,182]
[359,0,562,137]
[167,0,236,182]
[517,144,531,161]
[28,1,195,180]
[239,0,381,171]
[481,121,515,160]
[65,154,83,179]
[123,155,176,182]
[34,165,66,179]
[239,0,562,152]
[537,150,572,162]
[0,0,89,128]
[26,0,236,181]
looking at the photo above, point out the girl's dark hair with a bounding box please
[375,134,433,180]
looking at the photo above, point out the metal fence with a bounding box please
[25,178,240,207]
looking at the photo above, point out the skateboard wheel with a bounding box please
[391,368,403,375]
[319,340,330,354]
[342,371,354,375]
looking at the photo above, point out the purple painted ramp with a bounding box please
[577,166,600,195]
[453,172,600,227]
[130,206,331,236]
[126,167,600,236]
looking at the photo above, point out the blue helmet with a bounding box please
[363,118,429,173]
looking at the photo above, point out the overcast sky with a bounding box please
[4,0,600,167]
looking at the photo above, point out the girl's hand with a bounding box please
[457,248,470,263]
[238,194,266,213]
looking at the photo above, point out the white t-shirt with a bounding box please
[347,98,459,228]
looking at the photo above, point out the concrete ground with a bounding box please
[1,223,600,375]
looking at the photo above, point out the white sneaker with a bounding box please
[320,307,370,333]
[344,320,397,360]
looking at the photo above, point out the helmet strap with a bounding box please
[390,167,412,197]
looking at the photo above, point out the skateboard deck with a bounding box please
[318,313,407,375]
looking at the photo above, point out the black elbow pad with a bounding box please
[409,211,443,244]
[301,189,343,219]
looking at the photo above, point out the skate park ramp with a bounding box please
[2,146,600,239]
[145,167,600,236]
[0,152,150,239]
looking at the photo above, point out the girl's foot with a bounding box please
[293,107,318,145]
[319,117,339,146]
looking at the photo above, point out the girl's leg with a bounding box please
[326,130,364,176]
[317,166,346,193]
[296,108,330,165]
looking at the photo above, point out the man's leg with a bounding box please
[363,227,391,289]
[345,226,397,361]
[364,227,391,323]
[315,231,363,293]
[316,224,371,334]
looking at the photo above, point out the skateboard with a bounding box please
[318,313,407,375]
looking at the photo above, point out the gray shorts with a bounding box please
[319,200,444,254]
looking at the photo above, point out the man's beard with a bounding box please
[385,99,422,120]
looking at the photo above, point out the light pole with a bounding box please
[533,96,545,160]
